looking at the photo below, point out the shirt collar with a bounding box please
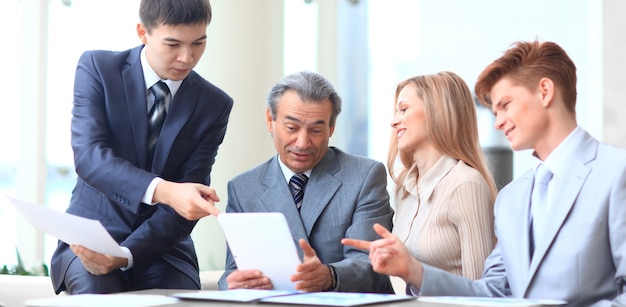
[403,155,458,201]
[277,156,312,184]
[140,46,183,98]
[533,126,584,177]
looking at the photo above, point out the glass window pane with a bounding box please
[284,0,318,73]
[44,0,142,263]
[367,0,602,178]
[0,0,23,267]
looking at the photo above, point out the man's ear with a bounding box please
[137,23,148,44]
[265,108,274,133]
[538,77,555,108]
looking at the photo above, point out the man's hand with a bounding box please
[291,239,333,292]
[153,181,221,220]
[70,244,128,275]
[226,269,273,290]
[341,223,424,289]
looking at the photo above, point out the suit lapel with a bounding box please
[121,46,150,169]
[151,75,199,173]
[259,157,308,249]
[506,172,535,292]
[256,150,342,247]
[299,150,341,235]
[519,174,535,267]
[119,45,197,172]
[525,132,597,292]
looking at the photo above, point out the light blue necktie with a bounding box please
[529,163,553,259]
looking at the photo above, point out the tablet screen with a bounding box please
[217,212,302,292]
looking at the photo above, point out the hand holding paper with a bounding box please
[70,244,128,275]
[3,194,127,258]
[225,269,273,290]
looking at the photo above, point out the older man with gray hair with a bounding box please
[218,71,394,293]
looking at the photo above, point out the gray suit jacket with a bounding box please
[218,147,394,293]
[419,130,626,307]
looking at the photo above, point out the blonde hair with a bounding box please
[387,71,497,199]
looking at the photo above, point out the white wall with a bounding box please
[190,0,284,270]
[603,0,626,149]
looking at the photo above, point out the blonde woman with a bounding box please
[386,71,497,280]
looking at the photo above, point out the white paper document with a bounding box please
[417,296,566,306]
[259,292,416,306]
[172,290,415,306]
[172,289,295,302]
[25,294,178,307]
[4,194,127,258]
[217,212,302,291]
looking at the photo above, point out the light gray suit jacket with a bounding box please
[218,147,394,293]
[420,130,626,307]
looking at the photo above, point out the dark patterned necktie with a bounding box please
[147,81,169,167]
[289,173,309,210]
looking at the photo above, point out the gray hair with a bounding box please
[266,71,342,127]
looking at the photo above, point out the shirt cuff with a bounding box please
[119,246,134,271]
[142,177,163,205]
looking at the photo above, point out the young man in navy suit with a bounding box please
[344,40,626,306]
[51,0,233,294]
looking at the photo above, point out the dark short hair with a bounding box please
[139,0,212,33]
[475,40,577,113]
[266,71,342,127]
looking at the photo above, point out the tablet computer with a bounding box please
[217,212,301,292]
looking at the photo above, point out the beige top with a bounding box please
[392,155,496,280]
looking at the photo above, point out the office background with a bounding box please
[0,0,624,273]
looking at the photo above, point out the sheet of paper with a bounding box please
[25,294,178,307]
[172,289,295,302]
[4,194,127,258]
[217,212,302,291]
[259,292,416,306]
[417,296,566,306]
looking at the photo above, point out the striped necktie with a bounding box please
[289,173,309,210]
[147,81,169,168]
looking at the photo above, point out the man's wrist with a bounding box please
[325,264,337,291]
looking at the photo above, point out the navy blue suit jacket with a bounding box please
[51,45,233,293]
